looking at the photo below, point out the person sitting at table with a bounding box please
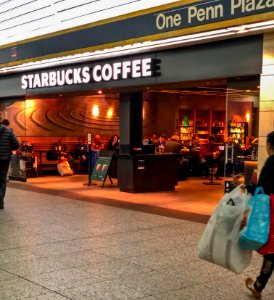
[149,133,158,145]
[191,134,201,150]
[53,139,73,162]
[164,135,189,180]
[106,134,119,153]
[155,133,167,152]
[199,135,222,179]
[92,134,105,150]
[164,135,182,154]
[76,136,88,154]
[75,136,88,172]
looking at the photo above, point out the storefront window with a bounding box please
[225,78,260,186]
[0,98,28,181]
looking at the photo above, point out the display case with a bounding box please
[178,108,194,145]
[228,121,248,145]
[211,110,226,143]
[179,126,194,145]
[177,109,226,145]
[195,110,210,143]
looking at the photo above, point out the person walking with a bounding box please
[0,121,20,209]
[246,131,274,298]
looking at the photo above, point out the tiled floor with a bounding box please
[9,175,227,218]
[0,176,273,299]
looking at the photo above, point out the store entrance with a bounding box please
[143,76,260,186]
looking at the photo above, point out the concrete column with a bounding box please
[258,33,274,171]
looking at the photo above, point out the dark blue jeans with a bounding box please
[255,254,274,292]
[0,160,10,203]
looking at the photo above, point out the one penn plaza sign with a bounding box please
[155,0,274,32]
[21,58,158,89]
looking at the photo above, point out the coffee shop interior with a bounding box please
[1,76,260,189]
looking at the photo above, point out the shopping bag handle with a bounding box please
[254,186,265,195]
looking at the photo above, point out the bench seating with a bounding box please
[20,136,108,175]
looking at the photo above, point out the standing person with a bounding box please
[0,121,20,209]
[246,131,274,299]
[107,134,119,153]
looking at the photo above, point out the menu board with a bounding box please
[90,151,114,187]
[91,156,112,181]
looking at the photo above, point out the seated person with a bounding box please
[164,135,189,180]
[191,134,201,150]
[54,139,67,154]
[75,136,88,172]
[149,133,158,145]
[155,133,167,152]
[199,135,222,179]
[53,139,73,162]
[92,134,105,150]
[164,135,182,154]
[76,136,88,155]
[106,134,119,153]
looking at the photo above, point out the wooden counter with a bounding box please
[117,153,179,193]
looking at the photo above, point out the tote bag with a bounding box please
[257,194,274,255]
[238,187,270,250]
[57,161,73,176]
[198,185,252,273]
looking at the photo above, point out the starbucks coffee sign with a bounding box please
[21,57,158,89]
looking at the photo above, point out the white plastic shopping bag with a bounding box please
[197,184,252,273]
[57,161,73,176]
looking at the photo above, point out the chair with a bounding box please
[202,155,221,185]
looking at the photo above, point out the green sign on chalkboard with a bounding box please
[89,151,114,187]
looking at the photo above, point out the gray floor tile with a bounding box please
[136,297,158,300]
[0,234,56,250]
[23,241,81,258]
[62,280,146,300]
[0,278,48,300]
[120,269,194,295]
[1,257,68,277]
[152,284,231,300]
[68,236,122,250]
[0,269,16,282]
[27,267,103,292]
[82,259,152,280]
[0,248,37,266]
[24,292,70,299]
[124,247,199,270]
[93,242,150,259]
[54,250,113,268]
[105,229,159,244]
[129,237,184,253]
[204,272,261,299]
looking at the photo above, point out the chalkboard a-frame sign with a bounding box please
[89,151,114,188]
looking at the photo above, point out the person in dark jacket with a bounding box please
[0,122,20,209]
[246,131,274,298]
[164,135,182,154]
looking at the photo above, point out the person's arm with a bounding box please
[257,157,274,195]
